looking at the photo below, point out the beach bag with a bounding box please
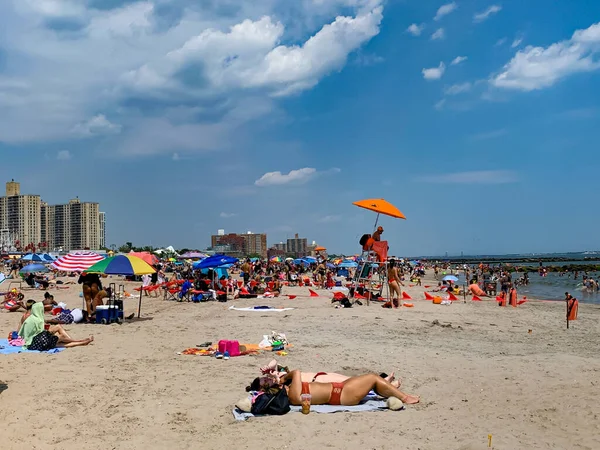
[251,388,290,416]
[218,340,240,357]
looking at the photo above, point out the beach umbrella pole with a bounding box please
[372,213,380,233]
[138,285,143,318]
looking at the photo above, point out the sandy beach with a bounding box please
[2,274,600,450]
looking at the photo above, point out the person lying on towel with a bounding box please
[256,359,403,388]
[249,369,419,407]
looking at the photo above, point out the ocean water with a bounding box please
[448,271,600,304]
[516,272,600,304]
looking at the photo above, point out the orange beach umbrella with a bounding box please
[352,199,406,219]
[314,246,327,252]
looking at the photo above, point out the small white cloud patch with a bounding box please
[473,5,502,23]
[406,23,424,36]
[451,56,468,65]
[422,62,446,80]
[434,3,458,21]
[255,168,317,186]
[431,28,445,40]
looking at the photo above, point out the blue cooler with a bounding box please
[95,305,110,324]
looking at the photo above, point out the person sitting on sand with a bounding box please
[43,292,58,312]
[19,303,94,351]
[257,359,403,388]
[252,369,419,407]
[19,300,37,327]
[2,295,26,312]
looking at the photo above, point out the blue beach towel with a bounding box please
[0,339,65,355]
[232,392,399,421]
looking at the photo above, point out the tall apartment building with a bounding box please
[286,234,307,257]
[99,212,106,249]
[0,180,41,249]
[210,231,268,258]
[42,198,101,251]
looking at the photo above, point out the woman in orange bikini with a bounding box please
[387,259,404,308]
[280,370,419,406]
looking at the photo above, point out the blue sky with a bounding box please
[1,0,600,256]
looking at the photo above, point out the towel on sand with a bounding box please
[229,305,294,312]
[0,339,65,355]
[233,392,398,421]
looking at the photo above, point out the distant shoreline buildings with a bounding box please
[210,230,268,259]
[0,180,105,252]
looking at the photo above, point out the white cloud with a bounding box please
[451,56,468,65]
[406,23,424,36]
[57,150,71,160]
[255,167,340,186]
[434,2,457,21]
[422,62,446,80]
[71,114,121,137]
[142,6,384,97]
[445,82,472,95]
[219,212,237,218]
[0,0,386,155]
[255,168,317,186]
[495,38,507,47]
[172,153,180,161]
[492,22,600,91]
[511,37,523,48]
[473,5,502,23]
[434,99,446,110]
[431,28,445,40]
[419,170,518,184]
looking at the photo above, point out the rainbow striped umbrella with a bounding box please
[85,255,155,276]
[269,256,282,262]
[85,255,156,318]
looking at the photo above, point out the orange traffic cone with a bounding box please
[402,291,412,300]
[472,295,482,301]
[448,293,458,301]
[309,289,319,297]
[424,292,434,300]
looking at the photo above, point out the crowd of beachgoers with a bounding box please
[2,250,600,450]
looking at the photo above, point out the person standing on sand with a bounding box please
[387,259,404,308]
[241,259,252,285]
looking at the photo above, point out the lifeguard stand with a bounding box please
[351,241,390,306]
[350,198,407,306]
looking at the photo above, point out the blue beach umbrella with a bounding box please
[22,253,46,262]
[193,254,238,269]
[338,260,358,268]
[20,263,50,274]
[442,275,459,282]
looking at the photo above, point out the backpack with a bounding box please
[359,234,371,246]
[251,388,290,415]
